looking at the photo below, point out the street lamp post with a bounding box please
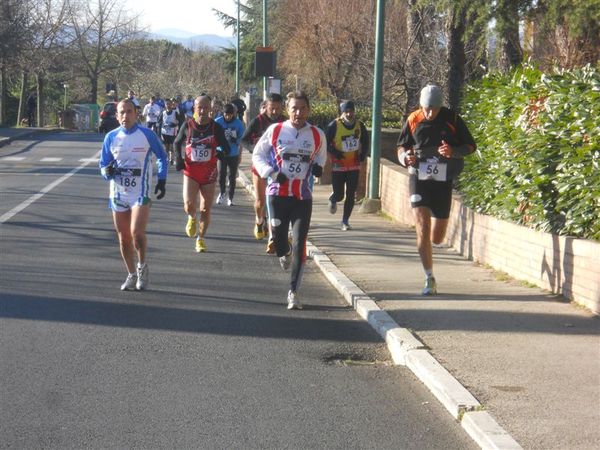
[63,83,69,111]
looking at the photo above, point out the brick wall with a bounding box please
[368,158,600,314]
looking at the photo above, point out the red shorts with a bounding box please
[184,161,218,185]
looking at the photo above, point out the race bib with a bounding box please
[418,160,447,181]
[114,167,141,193]
[341,135,359,153]
[187,143,211,162]
[281,151,310,180]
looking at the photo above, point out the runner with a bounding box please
[161,99,180,165]
[241,93,285,252]
[174,95,231,253]
[215,103,245,206]
[252,91,327,310]
[396,84,476,295]
[326,100,369,230]
[99,99,168,291]
[142,96,161,135]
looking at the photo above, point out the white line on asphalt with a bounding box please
[1,156,26,161]
[40,157,63,162]
[79,158,99,162]
[0,151,101,224]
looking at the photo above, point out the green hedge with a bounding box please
[308,102,403,130]
[459,63,600,241]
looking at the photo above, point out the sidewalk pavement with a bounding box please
[0,126,61,148]
[238,161,599,450]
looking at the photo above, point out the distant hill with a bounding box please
[145,29,235,50]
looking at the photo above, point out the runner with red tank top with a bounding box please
[174,95,230,253]
[252,91,327,310]
[241,93,285,251]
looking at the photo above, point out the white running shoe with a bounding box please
[136,264,149,290]
[328,199,337,214]
[227,198,234,206]
[279,251,292,271]
[341,221,352,231]
[120,273,137,291]
[216,193,225,205]
[422,276,437,296]
[287,290,302,310]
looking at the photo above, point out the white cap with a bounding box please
[419,84,443,108]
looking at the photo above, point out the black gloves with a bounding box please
[330,149,344,159]
[154,179,166,199]
[273,171,288,184]
[311,164,323,177]
[104,161,116,178]
[175,156,184,171]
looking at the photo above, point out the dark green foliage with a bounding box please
[309,103,403,130]
[459,63,600,240]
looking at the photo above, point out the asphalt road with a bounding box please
[0,132,476,449]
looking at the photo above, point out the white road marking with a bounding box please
[1,156,26,161]
[0,151,101,224]
[40,157,63,162]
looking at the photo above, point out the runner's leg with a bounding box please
[112,210,135,274]
[342,170,359,224]
[130,204,150,264]
[289,198,312,292]
[198,182,216,238]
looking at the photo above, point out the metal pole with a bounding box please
[262,0,267,99]
[235,0,240,95]
[368,0,385,201]
[63,84,68,111]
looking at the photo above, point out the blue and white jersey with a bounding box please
[215,115,245,157]
[99,124,168,203]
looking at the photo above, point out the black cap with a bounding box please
[340,100,355,112]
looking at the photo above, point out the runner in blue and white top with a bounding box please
[215,103,245,206]
[99,99,168,292]
[252,91,327,310]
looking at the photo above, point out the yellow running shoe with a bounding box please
[254,222,265,240]
[186,216,198,237]
[266,238,275,254]
[195,237,206,253]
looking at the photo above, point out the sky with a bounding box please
[129,0,237,37]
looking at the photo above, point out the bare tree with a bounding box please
[69,0,140,103]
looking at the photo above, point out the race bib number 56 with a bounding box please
[418,161,447,181]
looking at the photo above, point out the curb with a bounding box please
[237,168,522,450]
[0,128,62,148]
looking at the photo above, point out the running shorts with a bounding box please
[409,175,453,219]
[162,134,175,145]
[184,162,218,185]
[109,195,150,213]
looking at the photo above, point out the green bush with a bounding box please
[459,63,600,241]
[309,102,403,130]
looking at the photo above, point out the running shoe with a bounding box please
[254,222,265,240]
[422,276,437,296]
[279,249,292,271]
[136,264,149,290]
[287,290,302,310]
[266,238,275,254]
[120,273,137,291]
[328,199,337,214]
[341,221,352,231]
[227,198,234,206]
[216,193,225,205]
[195,237,206,253]
[186,216,198,237]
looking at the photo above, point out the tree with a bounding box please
[69,0,140,103]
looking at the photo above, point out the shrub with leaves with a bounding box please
[459,63,600,241]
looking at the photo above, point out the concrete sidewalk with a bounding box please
[238,162,599,450]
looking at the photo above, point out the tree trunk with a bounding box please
[36,73,44,128]
[445,7,467,112]
[497,0,523,71]
[405,0,426,115]
[90,74,98,104]
[16,71,28,127]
